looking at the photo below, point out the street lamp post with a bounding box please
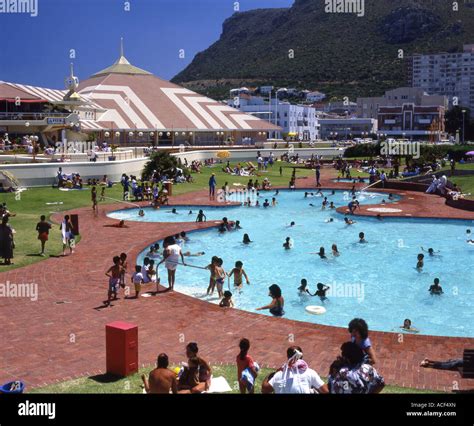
[462,109,466,144]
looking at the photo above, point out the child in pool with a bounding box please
[243,234,252,244]
[298,279,313,296]
[315,283,330,301]
[219,290,234,308]
[421,247,440,256]
[344,217,355,225]
[283,237,292,250]
[359,232,367,243]
[215,258,226,299]
[206,256,219,295]
[272,197,277,206]
[400,319,419,333]
[429,278,443,295]
[228,261,250,290]
[416,253,424,271]
[332,244,340,256]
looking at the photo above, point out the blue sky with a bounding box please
[0,0,293,88]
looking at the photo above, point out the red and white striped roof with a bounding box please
[78,72,279,132]
[0,53,280,133]
[0,81,102,109]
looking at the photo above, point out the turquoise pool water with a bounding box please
[109,190,474,337]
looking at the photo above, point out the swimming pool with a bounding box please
[110,190,474,337]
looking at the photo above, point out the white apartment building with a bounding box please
[409,44,474,116]
[228,95,319,140]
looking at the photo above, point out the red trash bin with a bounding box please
[105,321,138,377]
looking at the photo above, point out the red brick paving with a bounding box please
[0,169,473,392]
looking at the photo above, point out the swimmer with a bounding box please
[235,220,242,230]
[215,258,226,299]
[219,290,234,308]
[263,199,270,208]
[344,217,355,225]
[298,279,313,296]
[168,208,178,214]
[138,209,145,217]
[381,199,386,204]
[376,214,383,221]
[429,278,443,295]
[416,253,424,271]
[388,193,394,200]
[310,247,326,258]
[331,190,335,196]
[272,197,277,207]
[228,261,250,290]
[183,251,205,257]
[315,283,330,301]
[287,221,296,227]
[400,319,419,333]
[332,244,340,256]
[421,247,440,256]
[329,201,335,209]
[243,234,252,244]
[283,237,293,250]
[322,197,328,209]
[255,200,260,207]
[196,210,206,222]
[359,232,367,243]
[274,190,279,196]
[325,218,334,223]
[188,210,193,215]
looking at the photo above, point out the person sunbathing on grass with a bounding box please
[142,353,178,394]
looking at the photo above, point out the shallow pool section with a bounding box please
[122,190,474,337]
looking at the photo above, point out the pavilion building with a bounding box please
[0,41,280,147]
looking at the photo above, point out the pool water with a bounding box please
[110,190,474,337]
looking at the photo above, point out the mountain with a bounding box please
[172,0,474,102]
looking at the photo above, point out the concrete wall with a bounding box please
[2,147,345,187]
[1,157,148,187]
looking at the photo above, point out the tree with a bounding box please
[445,107,473,141]
[142,151,189,181]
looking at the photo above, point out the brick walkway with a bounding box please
[0,170,473,391]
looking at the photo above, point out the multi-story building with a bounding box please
[408,44,474,116]
[318,117,377,140]
[357,87,447,119]
[229,95,319,140]
[378,104,445,141]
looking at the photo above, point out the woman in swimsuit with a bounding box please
[256,284,285,317]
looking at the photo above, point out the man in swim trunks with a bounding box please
[142,353,178,394]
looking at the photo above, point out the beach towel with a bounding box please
[205,376,232,393]
[241,362,260,391]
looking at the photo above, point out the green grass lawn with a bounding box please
[28,364,442,394]
[0,163,313,271]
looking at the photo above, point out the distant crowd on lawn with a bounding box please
[142,319,385,394]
